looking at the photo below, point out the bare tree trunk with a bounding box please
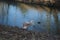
[46,8,52,34]
[6,4,9,27]
[0,2,3,25]
[2,2,4,25]
[53,9,59,34]
[14,5,17,26]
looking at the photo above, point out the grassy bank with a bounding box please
[0,25,60,40]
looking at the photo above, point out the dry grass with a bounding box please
[0,25,60,40]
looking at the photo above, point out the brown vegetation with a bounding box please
[0,25,60,40]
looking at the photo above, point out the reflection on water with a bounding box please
[0,2,60,33]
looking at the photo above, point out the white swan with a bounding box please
[23,20,34,29]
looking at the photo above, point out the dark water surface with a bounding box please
[0,2,60,33]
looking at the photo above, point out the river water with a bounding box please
[0,2,60,33]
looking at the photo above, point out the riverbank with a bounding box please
[0,25,60,40]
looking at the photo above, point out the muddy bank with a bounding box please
[0,25,60,40]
